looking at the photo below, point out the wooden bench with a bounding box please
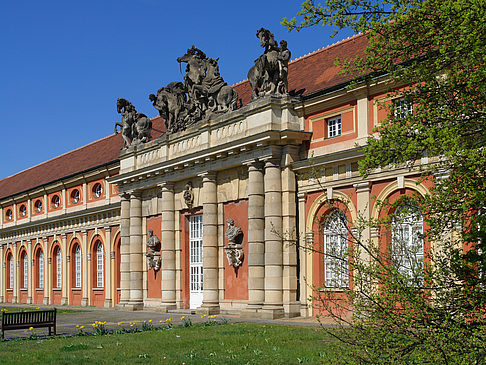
[1,308,56,340]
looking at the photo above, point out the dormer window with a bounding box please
[19,205,27,217]
[71,189,80,204]
[34,199,43,213]
[51,195,60,209]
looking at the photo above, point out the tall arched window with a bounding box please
[23,252,28,289]
[55,247,62,289]
[38,250,44,289]
[323,209,349,288]
[392,204,424,283]
[7,253,13,289]
[96,241,104,288]
[75,245,82,288]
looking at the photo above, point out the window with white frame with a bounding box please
[96,241,104,288]
[393,97,413,119]
[392,204,424,284]
[75,245,82,288]
[38,250,44,289]
[323,209,349,288]
[327,116,342,138]
[8,254,13,289]
[56,247,62,289]
[23,253,28,289]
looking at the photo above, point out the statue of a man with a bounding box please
[278,40,291,95]
[225,219,242,246]
[146,229,161,270]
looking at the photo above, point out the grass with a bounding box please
[0,322,343,364]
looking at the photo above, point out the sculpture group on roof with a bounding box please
[114,28,290,147]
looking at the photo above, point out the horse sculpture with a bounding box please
[149,82,187,133]
[114,98,152,149]
[248,28,286,100]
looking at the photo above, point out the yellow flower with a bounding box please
[118,322,124,326]
[148,320,152,323]
[29,327,34,331]
[35,307,40,310]
[166,318,172,322]
[76,325,80,328]
[130,324,134,327]
[180,316,185,320]
[159,320,163,323]
[79,326,84,330]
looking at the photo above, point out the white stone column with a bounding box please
[104,227,112,307]
[0,245,4,302]
[262,159,284,318]
[160,183,176,311]
[118,193,131,307]
[43,238,50,305]
[27,240,33,304]
[197,172,220,314]
[128,191,144,310]
[61,234,68,305]
[241,160,265,317]
[81,231,89,306]
[12,243,17,303]
[354,181,371,263]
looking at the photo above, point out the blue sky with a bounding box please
[0,0,354,180]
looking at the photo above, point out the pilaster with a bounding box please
[12,242,17,303]
[118,193,131,307]
[81,231,89,306]
[128,191,143,310]
[104,226,112,307]
[27,240,33,304]
[61,234,68,305]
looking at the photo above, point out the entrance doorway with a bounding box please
[189,215,203,309]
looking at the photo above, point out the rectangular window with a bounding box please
[9,258,13,289]
[75,248,81,288]
[394,97,413,119]
[56,250,62,289]
[23,256,28,289]
[327,116,342,138]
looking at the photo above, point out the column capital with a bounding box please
[262,157,281,168]
[353,181,371,193]
[129,190,143,199]
[158,181,175,191]
[198,171,217,181]
[243,159,264,171]
[119,192,131,201]
[297,192,307,202]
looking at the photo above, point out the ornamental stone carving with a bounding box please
[224,219,244,268]
[146,229,161,271]
[183,181,194,209]
[248,28,291,100]
[114,98,153,149]
[149,45,238,134]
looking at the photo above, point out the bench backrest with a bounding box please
[2,309,56,327]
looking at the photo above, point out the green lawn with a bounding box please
[0,322,342,364]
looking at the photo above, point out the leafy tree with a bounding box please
[283,0,486,363]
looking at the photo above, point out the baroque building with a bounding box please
[0,31,429,318]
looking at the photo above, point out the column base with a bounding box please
[157,304,177,313]
[43,297,49,305]
[123,302,144,311]
[284,302,301,318]
[104,299,112,308]
[196,305,220,315]
[12,297,17,304]
[81,298,89,306]
[240,304,263,318]
[27,297,32,304]
[61,297,68,305]
[257,306,284,319]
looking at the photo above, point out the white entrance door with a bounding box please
[189,215,203,309]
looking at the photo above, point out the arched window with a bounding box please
[323,209,349,288]
[75,245,82,288]
[7,253,13,289]
[96,241,104,288]
[55,247,62,289]
[392,205,424,283]
[38,250,44,289]
[23,252,28,289]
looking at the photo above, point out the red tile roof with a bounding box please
[0,34,368,201]
[0,117,166,200]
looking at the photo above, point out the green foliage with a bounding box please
[285,0,486,363]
